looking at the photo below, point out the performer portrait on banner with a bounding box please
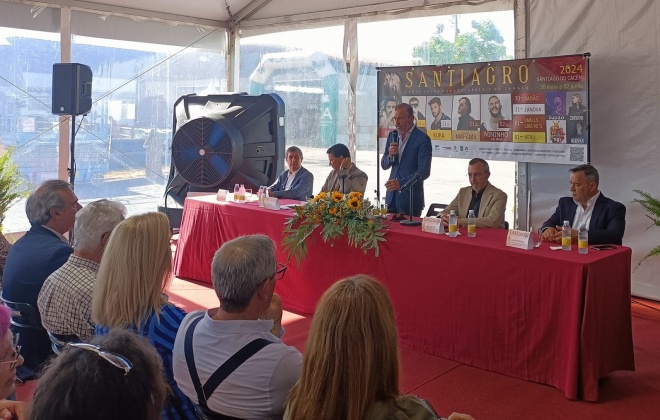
[480,95,510,131]
[428,97,451,130]
[381,103,432,219]
[455,97,478,131]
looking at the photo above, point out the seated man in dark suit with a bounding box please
[2,179,81,370]
[541,164,626,245]
[268,146,314,200]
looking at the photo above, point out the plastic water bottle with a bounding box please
[467,209,476,237]
[233,184,240,203]
[578,224,588,254]
[258,186,266,207]
[372,196,380,217]
[448,210,458,237]
[561,220,572,251]
[239,184,246,204]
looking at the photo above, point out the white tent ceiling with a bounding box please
[17,0,507,29]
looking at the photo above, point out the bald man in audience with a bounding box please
[38,199,126,342]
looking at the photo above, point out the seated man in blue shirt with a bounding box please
[268,146,314,200]
[541,164,626,245]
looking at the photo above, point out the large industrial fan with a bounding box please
[159,93,285,228]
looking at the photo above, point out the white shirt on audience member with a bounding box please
[173,310,302,420]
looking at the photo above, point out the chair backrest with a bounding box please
[0,295,43,330]
[425,203,448,218]
[504,221,510,230]
[47,331,80,355]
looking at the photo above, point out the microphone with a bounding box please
[399,173,421,192]
[390,130,399,162]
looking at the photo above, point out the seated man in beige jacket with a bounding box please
[440,158,507,228]
[320,143,368,194]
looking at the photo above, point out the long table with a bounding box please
[173,195,635,401]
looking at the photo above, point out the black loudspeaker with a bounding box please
[52,63,93,116]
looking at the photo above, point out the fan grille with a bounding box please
[172,117,234,187]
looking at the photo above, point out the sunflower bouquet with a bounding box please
[282,191,386,265]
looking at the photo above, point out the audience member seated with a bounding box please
[284,275,474,420]
[2,179,81,370]
[320,143,368,194]
[440,158,507,229]
[38,199,126,342]
[173,234,302,419]
[91,212,195,419]
[541,164,626,245]
[0,306,26,420]
[29,329,167,420]
[268,146,314,200]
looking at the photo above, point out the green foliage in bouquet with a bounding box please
[282,191,386,266]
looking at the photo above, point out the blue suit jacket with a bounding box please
[2,224,73,369]
[269,166,314,200]
[541,193,626,245]
[380,126,432,216]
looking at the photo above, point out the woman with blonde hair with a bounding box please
[284,275,474,420]
[92,212,195,419]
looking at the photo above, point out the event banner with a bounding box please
[377,54,589,164]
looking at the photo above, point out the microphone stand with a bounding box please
[400,182,421,226]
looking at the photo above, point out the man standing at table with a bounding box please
[541,164,626,245]
[381,103,432,219]
[268,146,314,200]
[321,143,368,194]
[439,158,507,228]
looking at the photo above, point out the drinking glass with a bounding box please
[531,227,542,248]
[380,198,388,217]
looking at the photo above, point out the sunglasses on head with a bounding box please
[68,342,133,375]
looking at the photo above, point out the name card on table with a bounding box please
[263,197,281,210]
[216,189,228,201]
[422,217,445,234]
[506,229,533,250]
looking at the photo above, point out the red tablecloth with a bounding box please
[173,196,635,401]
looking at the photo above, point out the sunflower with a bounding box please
[328,207,338,215]
[348,191,363,200]
[313,191,328,203]
[332,191,344,202]
[347,197,362,210]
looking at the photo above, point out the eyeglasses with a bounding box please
[467,172,485,178]
[68,342,133,376]
[410,103,419,107]
[0,333,21,370]
[273,263,287,280]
